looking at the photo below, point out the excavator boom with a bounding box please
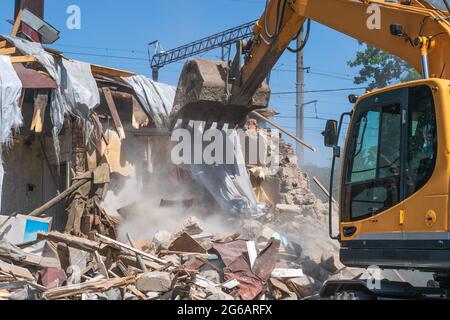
[171,0,450,124]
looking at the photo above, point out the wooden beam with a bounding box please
[28,178,90,217]
[37,231,109,253]
[96,233,168,265]
[19,90,25,108]
[250,111,317,152]
[132,96,149,129]
[313,177,337,204]
[0,47,16,55]
[11,9,24,36]
[31,89,49,133]
[0,213,18,232]
[102,87,126,139]
[44,276,136,300]
[0,41,7,49]
[10,56,36,63]
[91,64,135,78]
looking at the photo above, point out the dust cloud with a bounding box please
[102,169,237,243]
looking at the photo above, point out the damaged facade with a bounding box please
[0,33,183,236]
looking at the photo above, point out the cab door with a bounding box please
[401,85,448,236]
[340,88,408,240]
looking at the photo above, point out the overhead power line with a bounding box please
[62,51,149,61]
[52,43,148,55]
[273,87,366,95]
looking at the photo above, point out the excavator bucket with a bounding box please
[170,59,271,127]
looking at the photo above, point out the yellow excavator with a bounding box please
[172,0,450,299]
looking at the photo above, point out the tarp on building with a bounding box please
[2,35,100,161]
[0,56,24,212]
[174,121,258,214]
[122,75,175,129]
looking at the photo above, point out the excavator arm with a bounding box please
[236,0,450,105]
[171,0,450,124]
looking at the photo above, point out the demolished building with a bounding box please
[0,2,356,301]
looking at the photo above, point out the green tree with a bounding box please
[348,44,420,91]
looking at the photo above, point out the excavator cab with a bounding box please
[325,78,450,277]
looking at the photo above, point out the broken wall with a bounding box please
[0,94,73,229]
[1,115,72,230]
[1,137,43,216]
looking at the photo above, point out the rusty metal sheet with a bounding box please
[168,232,207,254]
[13,63,57,89]
[224,270,264,301]
[211,240,247,267]
[224,254,264,300]
[252,239,280,282]
[269,278,292,296]
[38,267,67,290]
[183,256,206,271]
[226,272,263,300]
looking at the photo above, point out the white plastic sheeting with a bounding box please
[122,75,175,129]
[123,76,258,214]
[2,35,100,161]
[175,121,258,214]
[0,56,24,212]
[0,56,23,145]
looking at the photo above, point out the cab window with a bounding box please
[347,104,401,220]
[405,86,437,197]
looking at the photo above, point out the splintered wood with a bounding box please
[44,276,136,300]
[102,88,126,139]
[31,90,49,133]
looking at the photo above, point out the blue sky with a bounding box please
[0,0,366,167]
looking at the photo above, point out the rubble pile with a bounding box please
[245,139,348,296]
[0,215,315,300]
[0,139,353,301]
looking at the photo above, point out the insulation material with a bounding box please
[183,122,258,215]
[0,56,23,213]
[2,36,100,161]
[122,75,175,129]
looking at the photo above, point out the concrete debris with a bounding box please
[199,270,221,284]
[136,272,172,293]
[271,268,304,278]
[152,231,173,251]
[207,290,235,301]
[175,216,204,236]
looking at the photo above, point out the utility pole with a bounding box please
[296,32,305,167]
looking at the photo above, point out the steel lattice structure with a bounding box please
[150,20,257,80]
